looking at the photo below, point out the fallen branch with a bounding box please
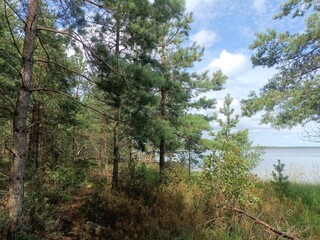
[229,206,300,240]
[84,221,108,235]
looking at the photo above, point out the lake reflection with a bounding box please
[252,147,320,183]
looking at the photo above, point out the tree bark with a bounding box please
[27,101,41,170]
[103,117,108,170]
[7,0,39,238]
[112,18,121,190]
[159,41,166,176]
[112,106,120,189]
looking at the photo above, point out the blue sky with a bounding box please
[183,0,318,147]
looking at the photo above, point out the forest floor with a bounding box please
[1,166,320,240]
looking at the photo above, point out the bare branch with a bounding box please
[30,87,114,121]
[3,0,26,24]
[3,1,23,57]
[36,27,124,79]
[228,205,301,240]
[35,59,96,84]
[0,172,9,179]
[0,89,15,111]
[84,0,115,11]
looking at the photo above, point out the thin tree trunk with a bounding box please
[103,117,108,170]
[188,151,191,179]
[112,18,121,190]
[159,41,166,176]
[128,139,134,179]
[112,106,120,189]
[7,0,39,238]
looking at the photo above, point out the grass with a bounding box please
[287,182,320,207]
[1,162,320,239]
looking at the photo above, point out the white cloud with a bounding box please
[207,50,251,78]
[252,0,266,14]
[190,30,219,47]
[186,0,215,12]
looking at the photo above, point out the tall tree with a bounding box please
[89,0,159,189]
[152,0,225,175]
[1,0,97,236]
[6,0,39,238]
[242,0,320,129]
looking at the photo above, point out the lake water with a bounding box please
[252,147,320,183]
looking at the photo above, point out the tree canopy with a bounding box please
[241,0,320,128]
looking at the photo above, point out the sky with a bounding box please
[181,0,318,147]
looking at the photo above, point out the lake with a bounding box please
[252,147,320,183]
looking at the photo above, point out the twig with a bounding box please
[0,172,9,179]
[3,1,23,57]
[36,27,123,78]
[84,0,115,11]
[30,87,114,120]
[35,59,96,84]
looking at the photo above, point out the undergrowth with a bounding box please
[1,162,320,239]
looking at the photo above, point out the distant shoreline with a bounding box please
[254,146,320,149]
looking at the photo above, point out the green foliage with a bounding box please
[242,0,320,129]
[271,159,290,196]
[2,0,319,239]
[286,183,320,208]
[131,164,160,186]
[15,233,38,240]
[177,113,211,151]
[204,94,262,203]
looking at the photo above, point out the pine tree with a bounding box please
[242,0,320,130]
[89,0,159,189]
[1,0,94,235]
[205,94,262,202]
[151,0,226,176]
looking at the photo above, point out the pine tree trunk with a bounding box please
[112,106,120,189]
[27,101,41,169]
[7,0,38,238]
[159,88,167,175]
[112,19,121,190]
[159,41,166,176]
[159,134,165,175]
[103,117,108,170]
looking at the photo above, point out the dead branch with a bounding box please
[30,87,115,121]
[3,2,23,57]
[36,27,123,78]
[229,206,300,240]
[85,221,108,232]
[35,59,96,84]
[84,0,115,11]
